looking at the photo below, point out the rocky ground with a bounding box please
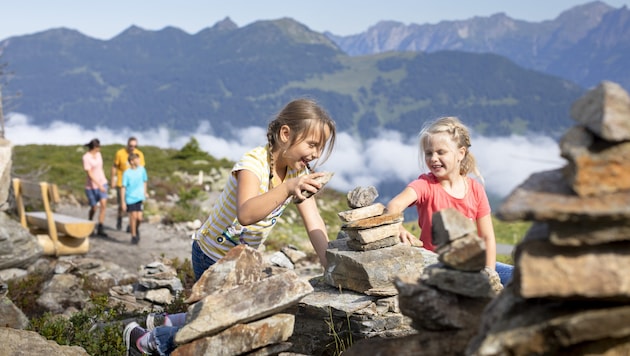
[56,203,194,273]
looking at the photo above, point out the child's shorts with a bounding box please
[85,186,108,206]
[126,201,144,212]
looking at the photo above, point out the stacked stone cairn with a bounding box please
[466,80,630,355]
[288,186,434,355]
[170,244,314,356]
[343,207,503,355]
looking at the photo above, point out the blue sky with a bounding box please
[1,0,628,41]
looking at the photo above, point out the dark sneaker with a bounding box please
[123,321,147,356]
[116,217,122,231]
[97,224,108,238]
[127,225,131,233]
[131,236,139,245]
[146,313,167,331]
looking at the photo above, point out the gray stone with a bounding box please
[344,222,401,244]
[175,270,313,345]
[337,203,385,222]
[431,208,477,247]
[0,327,89,355]
[346,186,379,208]
[497,169,630,223]
[172,314,295,356]
[514,233,630,300]
[436,233,486,271]
[560,126,630,196]
[570,80,630,142]
[325,240,425,296]
[421,265,498,298]
[346,235,399,251]
[0,212,43,269]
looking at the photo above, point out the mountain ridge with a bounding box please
[327,1,629,90]
[0,8,609,140]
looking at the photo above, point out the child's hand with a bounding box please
[397,225,421,246]
[290,172,325,203]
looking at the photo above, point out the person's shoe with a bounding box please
[116,217,122,231]
[131,236,139,245]
[146,313,167,331]
[123,321,147,356]
[97,223,108,237]
[127,225,131,233]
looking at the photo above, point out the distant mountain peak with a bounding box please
[211,17,238,31]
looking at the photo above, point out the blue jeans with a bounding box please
[150,325,181,356]
[152,241,216,355]
[191,240,217,281]
[496,262,513,285]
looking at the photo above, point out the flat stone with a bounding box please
[560,126,630,196]
[325,240,425,296]
[347,235,400,251]
[342,212,403,229]
[344,222,402,244]
[497,169,630,223]
[338,203,386,222]
[514,231,630,300]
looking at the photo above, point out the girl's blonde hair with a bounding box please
[419,116,483,182]
[266,98,336,170]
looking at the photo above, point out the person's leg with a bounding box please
[191,240,216,281]
[130,210,138,238]
[146,312,187,330]
[124,322,180,356]
[495,262,514,285]
[85,189,97,220]
[116,186,123,230]
[98,199,107,224]
[152,325,181,355]
[96,187,109,236]
[136,208,143,238]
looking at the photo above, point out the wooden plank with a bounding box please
[26,212,95,239]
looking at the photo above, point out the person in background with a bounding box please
[82,138,109,237]
[111,136,145,231]
[385,116,513,285]
[123,97,337,356]
[121,153,148,245]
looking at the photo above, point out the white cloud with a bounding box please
[5,112,564,199]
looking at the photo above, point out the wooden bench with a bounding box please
[12,178,93,256]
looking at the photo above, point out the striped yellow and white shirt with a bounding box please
[195,145,305,262]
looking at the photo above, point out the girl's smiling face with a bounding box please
[281,124,331,171]
[423,132,465,179]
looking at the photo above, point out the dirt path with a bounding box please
[56,203,193,273]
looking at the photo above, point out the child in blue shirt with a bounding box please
[121,153,148,244]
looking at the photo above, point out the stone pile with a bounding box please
[288,186,436,355]
[467,81,630,355]
[109,258,184,311]
[343,208,502,355]
[170,245,314,356]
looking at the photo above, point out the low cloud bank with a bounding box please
[6,113,564,199]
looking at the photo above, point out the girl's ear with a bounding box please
[458,146,467,161]
[279,125,291,144]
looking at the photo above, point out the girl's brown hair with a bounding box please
[266,98,336,171]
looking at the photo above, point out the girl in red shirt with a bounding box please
[386,116,512,284]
